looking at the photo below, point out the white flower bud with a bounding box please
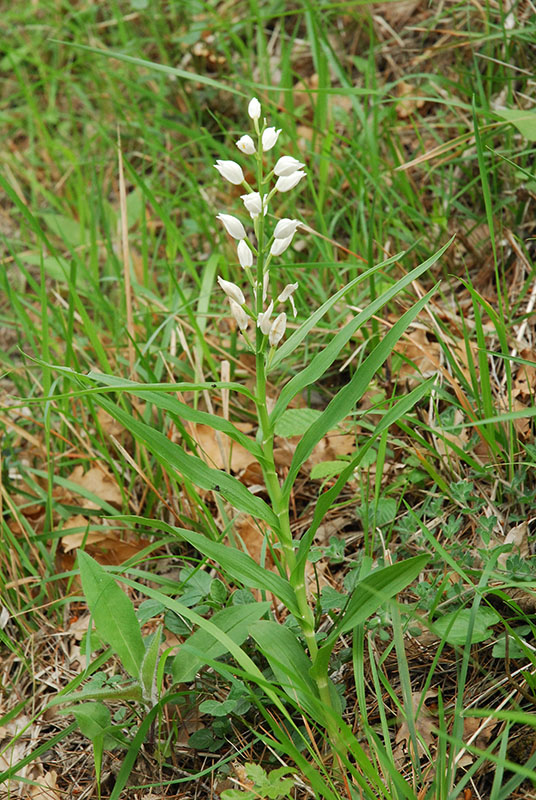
[270,235,294,257]
[262,126,282,152]
[216,213,247,240]
[263,271,269,302]
[274,156,305,177]
[241,191,263,218]
[269,312,287,347]
[257,300,274,335]
[218,276,245,305]
[237,239,253,268]
[236,134,255,155]
[248,97,261,120]
[278,282,299,317]
[214,160,245,185]
[229,299,249,330]
[275,171,306,193]
[273,218,301,239]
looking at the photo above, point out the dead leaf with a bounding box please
[456,716,494,768]
[29,769,60,799]
[396,80,426,119]
[60,514,108,552]
[394,689,437,767]
[233,515,273,568]
[513,350,536,401]
[68,465,123,509]
[188,424,256,473]
[497,521,530,568]
[371,0,421,29]
[395,327,440,384]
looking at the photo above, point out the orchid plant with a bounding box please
[212,97,320,657]
[61,96,452,795]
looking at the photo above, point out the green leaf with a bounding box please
[96,396,278,527]
[40,211,87,247]
[78,551,145,679]
[270,251,405,370]
[51,684,142,706]
[492,627,531,659]
[199,698,236,716]
[90,373,264,461]
[140,626,162,705]
[282,288,437,500]
[330,555,429,639]
[271,241,452,414]
[69,702,111,741]
[293,379,434,581]
[274,408,323,437]
[310,460,346,480]
[158,523,299,616]
[249,621,322,717]
[172,603,271,683]
[356,497,398,527]
[433,607,499,646]
[495,109,536,141]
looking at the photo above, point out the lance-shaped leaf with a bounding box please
[270,251,404,370]
[310,555,429,683]
[89,373,265,462]
[118,516,300,616]
[96,396,278,527]
[172,603,270,683]
[281,287,437,501]
[291,379,434,585]
[78,550,145,680]
[249,621,322,718]
[328,555,428,642]
[271,240,452,422]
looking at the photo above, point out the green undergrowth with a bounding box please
[1,2,536,799]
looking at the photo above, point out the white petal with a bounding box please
[236,135,256,154]
[237,239,253,268]
[214,160,244,185]
[270,235,294,257]
[278,282,299,302]
[273,218,301,239]
[262,126,282,152]
[241,191,263,218]
[248,97,261,120]
[216,213,247,240]
[229,299,249,330]
[269,312,287,346]
[218,276,245,305]
[257,300,274,335]
[274,156,305,177]
[275,171,306,193]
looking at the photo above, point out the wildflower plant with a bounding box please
[57,97,454,794]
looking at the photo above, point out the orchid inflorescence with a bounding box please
[214,97,305,360]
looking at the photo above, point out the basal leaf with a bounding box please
[273,408,322,437]
[433,607,499,646]
[78,551,145,680]
[495,109,536,141]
